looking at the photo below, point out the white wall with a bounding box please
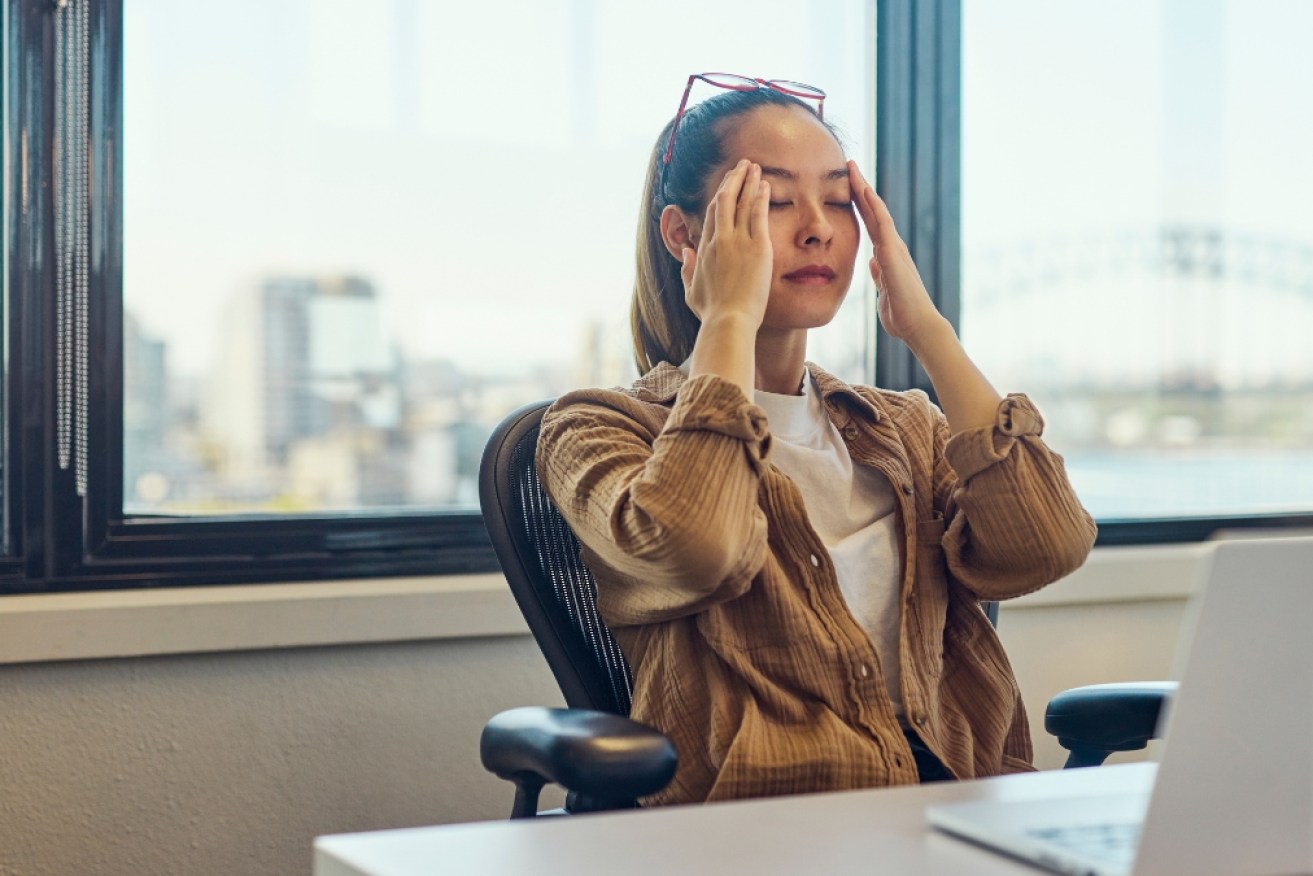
[1001,597,1187,770]
[0,545,1206,876]
[0,636,565,876]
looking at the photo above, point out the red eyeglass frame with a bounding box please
[662,73,827,166]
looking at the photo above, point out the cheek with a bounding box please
[843,210,860,240]
[839,213,861,263]
[768,220,793,254]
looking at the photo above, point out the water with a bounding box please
[1065,449,1313,520]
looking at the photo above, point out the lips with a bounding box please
[782,265,837,281]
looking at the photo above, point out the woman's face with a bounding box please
[707,104,860,332]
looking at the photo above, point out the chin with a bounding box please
[764,290,850,329]
[762,308,846,332]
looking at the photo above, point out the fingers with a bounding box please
[847,160,881,243]
[735,162,762,233]
[848,159,915,277]
[680,246,696,289]
[712,159,750,232]
[868,189,898,242]
[848,161,897,240]
[749,178,770,239]
[707,160,773,237]
[702,190,718,242]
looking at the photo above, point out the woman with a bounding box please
[536,76,1096,806]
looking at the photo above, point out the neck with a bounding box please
[754,328,808,395]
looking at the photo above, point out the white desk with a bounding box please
[315,762,1155,875]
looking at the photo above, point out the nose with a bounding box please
[795,200,834,248]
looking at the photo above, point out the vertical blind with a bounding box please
[54,0,91,496]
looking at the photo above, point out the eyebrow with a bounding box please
[759,166,850,182]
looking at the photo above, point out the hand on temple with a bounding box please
[848,160,1001,432]
[681,159,774,330]
[848,160,952,351]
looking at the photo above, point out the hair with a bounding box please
[630,86,841,374]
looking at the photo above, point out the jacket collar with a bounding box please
[633,361,882,425]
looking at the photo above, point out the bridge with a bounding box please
[966,225,1313,309]
[961,225,1313,388]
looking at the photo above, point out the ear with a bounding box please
[659,205,701,261]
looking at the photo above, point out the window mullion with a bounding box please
[875,0,961,398]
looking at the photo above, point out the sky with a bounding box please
[959,0,1313,388]
[122,0,871,381]
[121,0,1312,388]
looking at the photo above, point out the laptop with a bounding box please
[926,535,1313,876]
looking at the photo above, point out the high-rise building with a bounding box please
[202,274,402,507]
[123,312,169,503]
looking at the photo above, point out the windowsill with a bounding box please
[0,543,1214,666]
[1006,541,1213,608]
[0,574,528,665]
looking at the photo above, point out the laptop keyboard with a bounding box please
[1027,822,1141,866]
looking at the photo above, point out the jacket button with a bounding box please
[858,664,870,679]
[901,483,914,495]
[809,554,820,567]
[842,425,859,440]
[914,712,928,726]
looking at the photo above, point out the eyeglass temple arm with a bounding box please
[663,74,700,166]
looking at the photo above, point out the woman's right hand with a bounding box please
[680,160,773,330]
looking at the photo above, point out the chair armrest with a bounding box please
[1045,681,1177,768]
[480,707,677,816]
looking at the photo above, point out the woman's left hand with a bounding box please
[848,160,948,346]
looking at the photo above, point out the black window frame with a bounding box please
[2,0,1309,596]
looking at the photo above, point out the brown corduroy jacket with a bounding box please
[536,362,1097,805]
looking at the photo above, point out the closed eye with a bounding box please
[769,200,853,212]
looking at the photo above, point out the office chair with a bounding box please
[478,399,1173,818]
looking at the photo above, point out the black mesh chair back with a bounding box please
[478,400,633,716]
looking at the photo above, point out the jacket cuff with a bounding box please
[943,393,1045,482]
[665,374,771,453]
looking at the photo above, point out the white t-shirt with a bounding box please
[752,373,905,716]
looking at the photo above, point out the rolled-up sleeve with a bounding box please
[939,394,1097,600]
[661,375,772,460]
[537,374,772,627]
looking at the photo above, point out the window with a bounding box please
[4,0,877,592]
[120,0,874,517]
[961,0,1313,537]
[9,0,1307,596]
